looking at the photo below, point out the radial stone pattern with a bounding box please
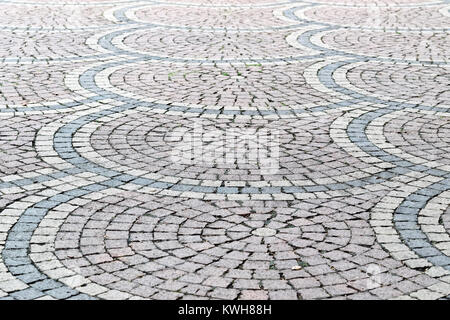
[0,0,449,301]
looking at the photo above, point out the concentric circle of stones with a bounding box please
[101,60,349,113]
[310,29,450,62]
[126,5,300,30]
[0,4,120,29]
[332,61,449,107]
[370,176,450,270]
[0,115,59,175]
[294,4,450,30]
[26,187,430,300]
[148,0,293,5]
[0,61,101,111]
[111,28,319,60]
[70,110,381,191]
[366,109,450,170]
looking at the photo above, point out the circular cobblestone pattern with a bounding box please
[0,0,449,301]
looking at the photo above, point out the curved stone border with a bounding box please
[418,191,450,256]
[0,175,111,299]
[370,178,450,299]
[331,61,450,107]
[365,109,450,172]
[0,60,110,113]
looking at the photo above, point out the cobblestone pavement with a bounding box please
[0,0,449,300]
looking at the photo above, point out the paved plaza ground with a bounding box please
[0,0,449,300]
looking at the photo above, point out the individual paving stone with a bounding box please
[9,287,45,300]
[394,280,425,294]
[410,289,445,300]
[252,228,277,237]
[324,284,357,297]
[268,290,298,300]
[232,279,261,290]
[239,290,269,300]
[31,279,63,292]
[67,293,97,300]
[370,286,404,299]
[289,278,321,289]
[203,277,233,288]
[44,287,79,299]
[261,280,291,290]
[0,279,28,293]
[208,288,239,300]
